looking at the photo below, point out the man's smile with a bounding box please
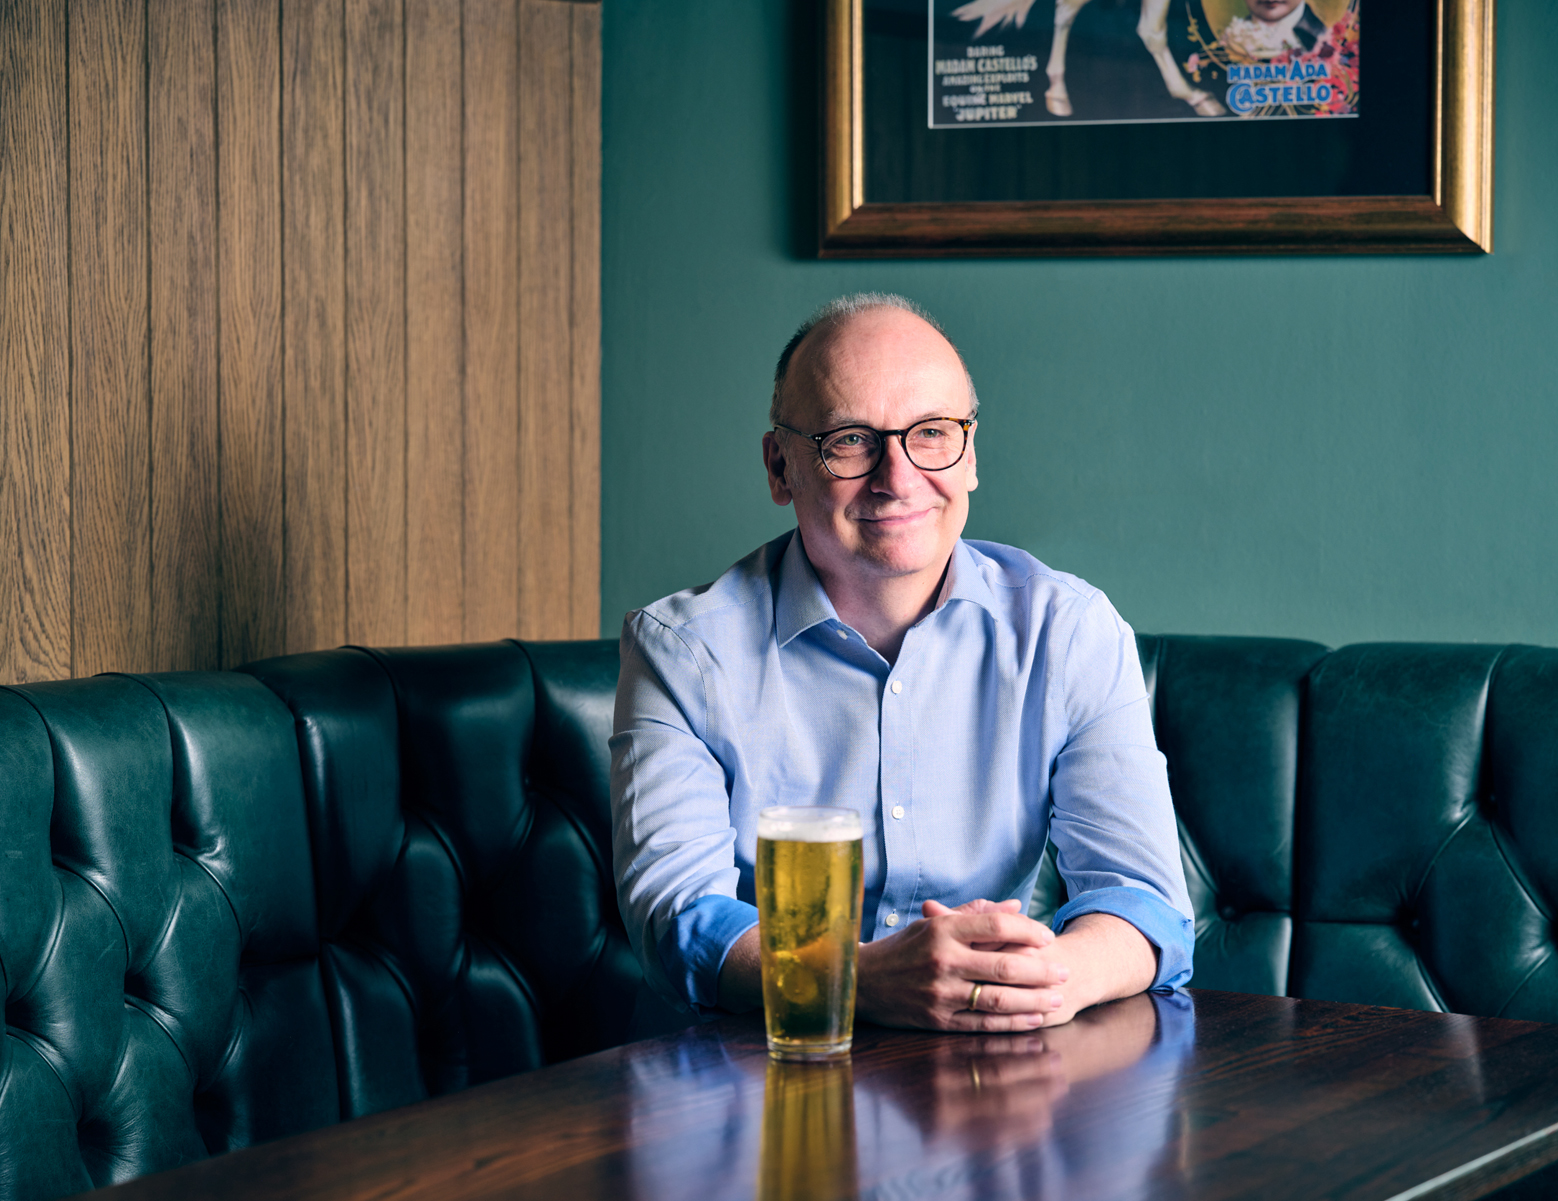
[852,507,935,528]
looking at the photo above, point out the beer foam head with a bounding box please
[758,806,862,842]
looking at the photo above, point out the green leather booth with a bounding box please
[1034,636,1558,1020]
[2,635,1555,1197]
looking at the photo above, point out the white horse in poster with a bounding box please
[952,0,1226,118]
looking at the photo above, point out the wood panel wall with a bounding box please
[0,0,600,684]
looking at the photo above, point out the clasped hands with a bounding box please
[718,899,1155,1030]
[855,898,1079,1032]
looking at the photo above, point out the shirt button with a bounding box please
[837,628,848,640]
[885,912,900,927]
[891,805,905,819]
[890,680,903,695]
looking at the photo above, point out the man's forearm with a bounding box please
[716,926,763,1011]
[1045,912,1158,1015]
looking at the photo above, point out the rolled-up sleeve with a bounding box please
[1046,594,1195,990]
[610,613,759,1013]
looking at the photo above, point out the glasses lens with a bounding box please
[904,419,966,470]
[818,427,883,477]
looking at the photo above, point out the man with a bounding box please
[611,294,1192,1032]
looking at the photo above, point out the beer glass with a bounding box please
[756,806,864,1061]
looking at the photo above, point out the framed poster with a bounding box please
[820,0,1494,256]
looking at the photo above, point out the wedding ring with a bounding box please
[967,982,984,1012]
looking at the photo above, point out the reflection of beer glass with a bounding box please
[758,1059,858,1201]
[756,806,864,1061]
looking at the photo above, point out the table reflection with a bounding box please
[626,990,1194,1201]
[758,1059,857,1201]
[865,990,1159,1155]
[852,992,1192,1200]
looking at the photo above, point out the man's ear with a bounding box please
[964,423,978,493]
[763,431,794,506]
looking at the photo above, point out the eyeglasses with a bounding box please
[773,418,975,480]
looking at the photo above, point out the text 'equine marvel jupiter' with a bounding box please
[952,0,1226,117]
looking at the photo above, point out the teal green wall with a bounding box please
[601,1,1558,649]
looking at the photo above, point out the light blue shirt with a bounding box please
[610,531,1193,1013]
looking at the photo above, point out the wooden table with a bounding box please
[98,991,1558,1201]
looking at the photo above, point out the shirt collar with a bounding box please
[774,530,840,646]
[773,532,1004,647]
[937,538,1005,624]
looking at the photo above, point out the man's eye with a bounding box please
[834,433,867,448]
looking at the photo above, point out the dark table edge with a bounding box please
[1387,1118,1558,1201]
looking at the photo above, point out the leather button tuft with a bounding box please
[1218,905,1238,922]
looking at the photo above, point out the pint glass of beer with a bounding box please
[756,806,864,1061]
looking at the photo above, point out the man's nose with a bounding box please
[870,434,920,492]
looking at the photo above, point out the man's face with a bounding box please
[1245,0,1301,22]
[762,307,978,590]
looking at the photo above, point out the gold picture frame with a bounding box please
[820,0,1494,257]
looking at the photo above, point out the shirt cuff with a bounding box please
[1052,886,1194,991]
[655,893,761,1014]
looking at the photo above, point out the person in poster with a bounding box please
[928,0,1357,127]
[1221,0,1331,57]
[1186,0,1359,117]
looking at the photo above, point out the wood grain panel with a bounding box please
[150,0,221,670]
[218,0,285,666]
[404,0,464,645]
[569,1,600,639]
[2,0,600,680]
[344,0,406,645]
[463,0,521,642]
[282,0,347,653]
[0,0,71,683]
[516,0,573,640]
[71,0,151,678]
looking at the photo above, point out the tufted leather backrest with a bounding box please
[0,673,336,1198]
[237,639,640,1122]
[0,641,639,1199]
[1293,644,1558,1021]
[1036,636,1558,1016]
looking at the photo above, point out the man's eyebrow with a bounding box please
[818,409,958,428]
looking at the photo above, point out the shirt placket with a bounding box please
[874,658,917,937]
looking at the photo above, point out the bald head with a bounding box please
[770,294,978,429]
